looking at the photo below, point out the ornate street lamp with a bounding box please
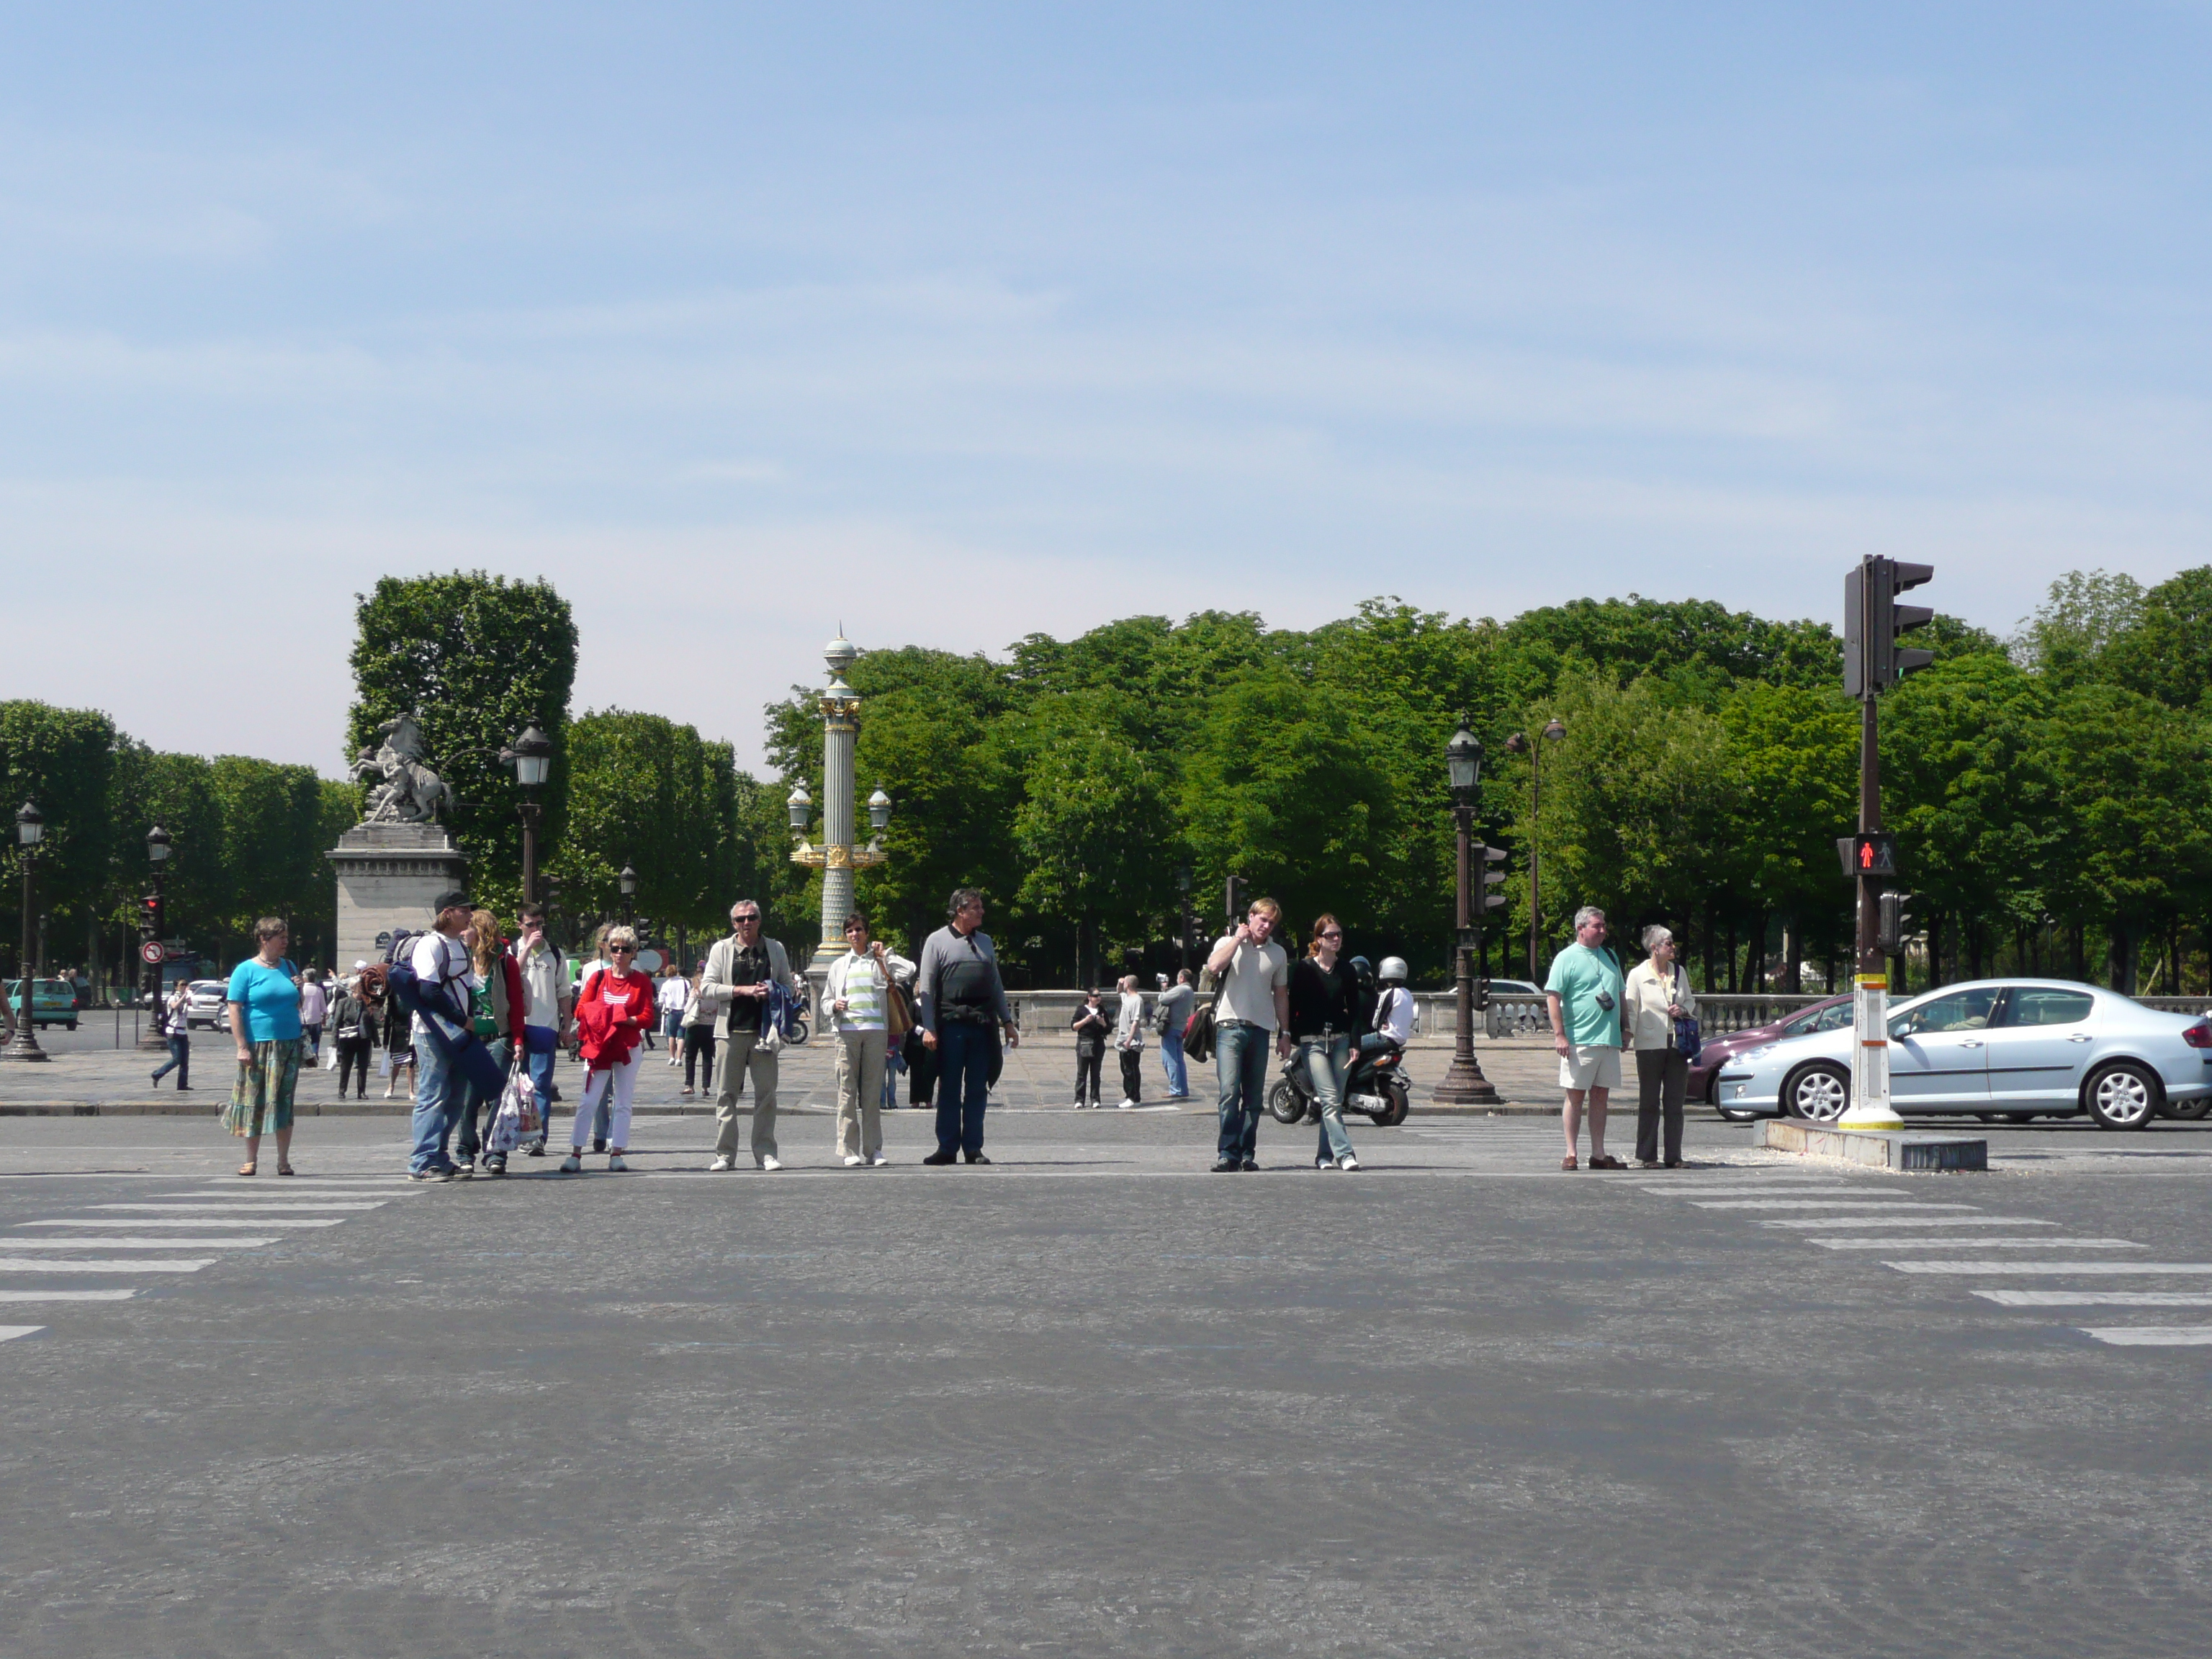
[498,721,554,904]
[619,863,638,929]
[4,801,48,1061]
[138,824,174,1051]
[1503,717,1566,981]
[1434,719,1499,1105]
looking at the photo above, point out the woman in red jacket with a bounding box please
[565,926,653,1172]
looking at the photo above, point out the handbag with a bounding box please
[1671,966,1702,1061]
[1181,998,1218,1063]
[886,979,913,1040]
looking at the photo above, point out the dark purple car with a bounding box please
[1693,993,1853,1117]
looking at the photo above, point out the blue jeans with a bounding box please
[409,1017,464,1174]
[523,1026,557,1138]
[1215,1021,1272,1163]
[151,1033,189,1087]
[935,1020,993,1159]
[1158,1025,1189,1097]
[1303,1035,1356,1164]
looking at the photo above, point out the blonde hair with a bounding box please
[1249,896,1282,925]
[469,909,500,975]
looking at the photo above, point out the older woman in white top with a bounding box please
[824,909,895,1166]
[1623,924,1699,1169]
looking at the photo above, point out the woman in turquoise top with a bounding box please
[225,917,303,1175]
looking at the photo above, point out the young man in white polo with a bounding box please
[1545,905,1625,1171]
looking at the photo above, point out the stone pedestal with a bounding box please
[328,824,468,971]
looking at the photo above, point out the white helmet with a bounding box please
[1377,956,1408,985]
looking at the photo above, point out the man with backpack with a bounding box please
[1545,905,1626,1172]
[405,890,480,1181]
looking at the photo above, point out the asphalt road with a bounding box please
[4,1101,2211,1658]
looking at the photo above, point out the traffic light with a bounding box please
[1843,557,1936,696]
[1226,873,1247,925]
[1835,832,1898,878]
[139,894,160,935]
[1878,891,1910,956]
[1480,845,1509,911]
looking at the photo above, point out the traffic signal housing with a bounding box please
[1835,832,1898,878]
[1480,845,1509,911]
[1878,891,1910,956]
[1844,557,1936,696]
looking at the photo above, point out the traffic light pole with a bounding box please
[1434,800,1501,1106]
[1840,565,1902,1130]
[136,869,168,1052]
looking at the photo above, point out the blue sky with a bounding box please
[5,3,2208,773]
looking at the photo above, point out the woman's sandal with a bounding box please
[276,1165,295,1177]
[237,1164,256,1177]
[1560,1154,1579,1171]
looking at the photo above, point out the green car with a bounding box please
[2,979,78,1030]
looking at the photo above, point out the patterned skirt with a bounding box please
[225,1038,301,1137]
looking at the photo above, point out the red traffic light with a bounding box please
[1835,832,1898,878]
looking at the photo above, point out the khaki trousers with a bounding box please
[714,1028,782,1161]
[834,1028,887,1160]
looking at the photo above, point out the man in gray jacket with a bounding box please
[700,899,805,1171]
[916,887,1020,1164]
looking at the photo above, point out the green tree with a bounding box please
[2013,569,2146,690]
[0,701,120,974]
[347,572,578,914]
[2104,565,2212,712]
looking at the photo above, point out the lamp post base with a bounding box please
[1432,1053,1501,1106]
[0,1032,50,1061]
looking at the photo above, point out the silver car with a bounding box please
[1712,979,2212,1130]
[183,979,230,1030]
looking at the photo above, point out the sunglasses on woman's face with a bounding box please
[611,946,635,954]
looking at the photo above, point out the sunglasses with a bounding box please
[734,915,760,925]
[611,945,636,953]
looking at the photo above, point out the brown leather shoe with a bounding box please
[1560,1154,1579,1171]
[1588,1154,1627,1171]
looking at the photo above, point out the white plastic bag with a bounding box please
[485,1063,539,1156]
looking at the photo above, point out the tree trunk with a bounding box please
[1781,917,1802,994]
[1746,910,1767,994]
[2109,920,2133,994]
[1726,913,1738,994]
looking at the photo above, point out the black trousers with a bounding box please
[1635,1048,1688,1164]
[1074,1048,1103,1103]
[334,1037,372,1096]
[1118,1048,1143,1105]
[684,1030,717,1092]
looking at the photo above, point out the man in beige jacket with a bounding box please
[699,899,805,1171]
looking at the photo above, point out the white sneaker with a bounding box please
[708,1155,734,1172]
[1337,1155,1361,1171]
[559,1154,582,1174]
[1073,1099,1087,1109]
[843,1154,864,1167]
[1316,1156,1336,1170]
[1117,1100,1135,1110]
[869,1152,890,1166]
[608,1154,629,1172]
[761,1155,783,1172]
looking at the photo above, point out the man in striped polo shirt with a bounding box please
[825,909,896,1167]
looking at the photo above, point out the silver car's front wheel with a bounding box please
[2085,1062,2161,1130]
[1784,1063,1850,1123]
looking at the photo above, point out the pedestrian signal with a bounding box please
[1835,832,1898,878]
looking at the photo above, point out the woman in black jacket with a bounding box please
[1070,989,1110,1108]
[1287,914,1368,1170]
[328,980,377,1100]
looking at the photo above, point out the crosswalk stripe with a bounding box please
[1645,1184,1874,1195]
[0,1238,280,1249]
[0,1259,216,1273]
[1974,1290,2212,1307]
[1807,1237,2139,1251]
[90,1202,384,1213]
[2079,1327,2212,1346]
[0,1326,45,1342]
[1887,1262,2212,1275]
[0,1289,136,1302]
[22,1218,343,1229]
[1692,1200,1982,1211]
[1758,1216,2054,1230]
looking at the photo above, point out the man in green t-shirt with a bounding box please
[1545,906,1625,1171]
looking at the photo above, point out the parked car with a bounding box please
[1696,992,1853,1118]
[1,979,81,1030]
[183,979,231,1030]
[1712,979,2212,1130]
[1484,979,1547,1002]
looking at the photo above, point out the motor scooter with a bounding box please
[1267,1033,1411,1127]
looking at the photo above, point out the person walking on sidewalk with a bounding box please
[456,909,523,1177]
[328,978,374,1100]
[1112,974,1147,1109]
[512,902,568,1155]
[825,910,895,1166]
[565,927,652,1172]
[680,963,717,1099]
[1624,924,1698,1169]
[1205,898,1292,1172]
[657,961,691,1069]
[297,968,328,1065]
[1290,914,1367,1170]
[407,891,480,1180]
[1546,906,1626,1172]
[1071,988,1109,1107]
[150,979,193,1091]
[1156,968,1195,1100]
[916,888,1019,1165]
[225,917,305,1177]
[702,899,804,1172]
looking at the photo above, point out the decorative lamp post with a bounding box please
[4,801,47,1061]
[138,824,173,1051]
[1433,719,1499,1106]
[498,721,553,904]
[787,633,896,982]
[1175,863,1193,976]
[619,863,638,930]
[1503,717,1565,981]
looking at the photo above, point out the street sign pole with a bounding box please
[1840,559,1904,1130]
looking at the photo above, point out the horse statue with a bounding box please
[351,715,455,824]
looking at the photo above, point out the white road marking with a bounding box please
[2079,1327,2212,1346]
[0,1289,136,1302]
[1887,1262,2212,1275]
[1975,1290,2212,1306]
[0,1237,280,1249]
[0,1259,215,1272]
[20,1218,343,1229]
[1807,1237,2140,1251]
[1692,1200,1982,1212]
[155,1189,418,1199]
[89,1202,385,1213]
[0,1326,45,1342]
[1758,1216,2055,1230]
[1644,1184,1872,1195]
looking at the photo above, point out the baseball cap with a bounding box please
[432,889,472,912]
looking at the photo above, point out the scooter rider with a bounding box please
[1363,957,1415,1057]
